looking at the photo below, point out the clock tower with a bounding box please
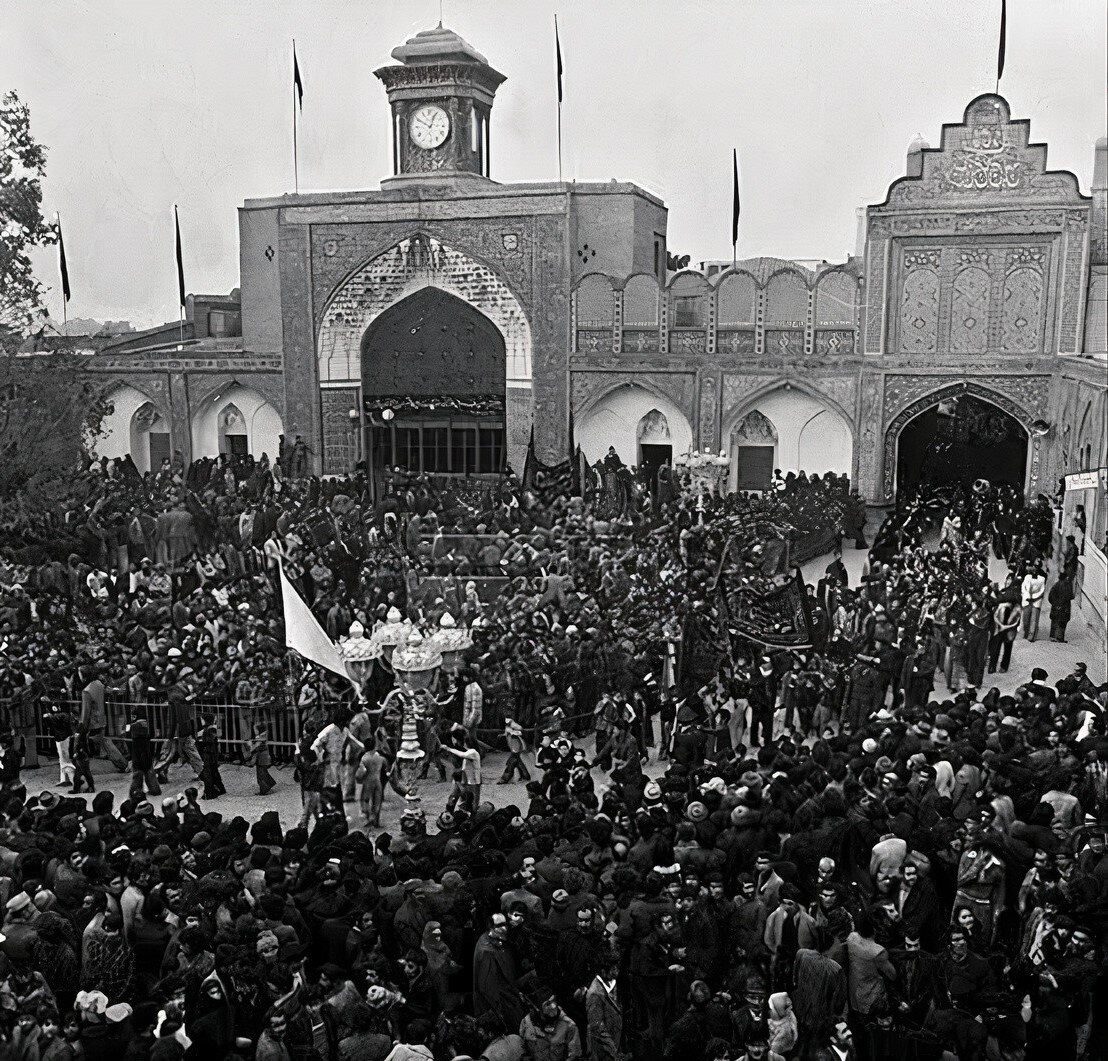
[375,24,506,182]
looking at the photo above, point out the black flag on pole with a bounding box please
[731,148,740,249]
[555,17,563,103]
[997,0,1007,84]
[56,216,71,303]
[294,41,304,109]
[174,206,186,309]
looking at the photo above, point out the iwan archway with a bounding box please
[886,384,1031,500]
[317,233,533,476]
[360,287,507,477]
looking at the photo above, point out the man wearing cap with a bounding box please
[519,987,583,1061]
[1,891,40,963]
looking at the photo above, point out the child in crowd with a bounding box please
[197,712,225,800]
[295,740,324,828]
[243,720,276,795]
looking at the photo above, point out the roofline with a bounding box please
[241,179,666,211]
[869,92,1093,211]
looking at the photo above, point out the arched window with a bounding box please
[623,275,660,326]
[219,403,248,457]
[575,274,615,327]
[667,273,710,328]
[717,272,757,325]
[815,272,856,326]
[764,272,809,326]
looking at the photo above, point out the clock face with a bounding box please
[409,105,450,150]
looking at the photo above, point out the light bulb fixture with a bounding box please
[381,408,395,422]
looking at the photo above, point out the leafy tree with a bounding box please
[0,353,111,498]
[666,251,691,271]
[0,92,109,502]
[1,90,55,353]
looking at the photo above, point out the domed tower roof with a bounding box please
[905,135,930,178]
[391,23,492,67]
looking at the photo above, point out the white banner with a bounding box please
[279,562,351,681]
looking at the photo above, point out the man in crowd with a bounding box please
[0,457,1104,1061]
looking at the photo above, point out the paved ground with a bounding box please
[22,541,1105,839]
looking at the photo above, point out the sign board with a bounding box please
[1065,470,1102,491]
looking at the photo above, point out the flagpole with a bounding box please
[731,148,739,269]
[175,205,184,348]
[555,16,563,182]
[292,39,300,193]
[56,212,68,337]
[996,0,1006,95]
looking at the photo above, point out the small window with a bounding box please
[208,309,241,338]
[673,296,702,328]
[479,425,505,473]
[451,425,478,474]
[395,427,421,472]
[422,425,449,473]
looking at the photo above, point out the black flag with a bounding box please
[294,41,304,109]
[731,148,740,249]
[997,0,1006,84]
[174,206,186,308]
[555,17,563,103]
[56,215,71,303]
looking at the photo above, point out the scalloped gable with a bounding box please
[875,94,1090,211]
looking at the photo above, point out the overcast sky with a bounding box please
[8,0,1106,329]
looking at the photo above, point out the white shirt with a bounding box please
[1021,573,1045,607]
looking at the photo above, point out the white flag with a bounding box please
[279,562,350,681]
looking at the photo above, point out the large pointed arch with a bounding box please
[93,383,170,465]
[721,379,854,486]
[720,376,856,441]
[190,381,285,461]
[317,232,532,388]
[575,382,693,466]
[882,380,1034,499]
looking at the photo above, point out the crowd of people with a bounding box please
[0,448,1104,1061]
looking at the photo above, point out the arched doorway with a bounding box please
[637,409,672,490]
[191,383,284,464]
[317,234,534,477]
[361,287,507,478]
[131,403,170,475]
[576,384,693,467]
[218,404,248,458]
[726,388,853,491]
[731,410,778,491]
[94,384,162,466]
[895,392,1028,496]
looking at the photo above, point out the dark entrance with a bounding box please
[639,443,672,493]
[361,287,507,482]
[896,394,1028,496]
[736,446,775,491]
[148,432,171,471]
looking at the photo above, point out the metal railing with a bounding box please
[32,698,303,762]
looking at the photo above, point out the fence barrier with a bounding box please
[19,696,606,771]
